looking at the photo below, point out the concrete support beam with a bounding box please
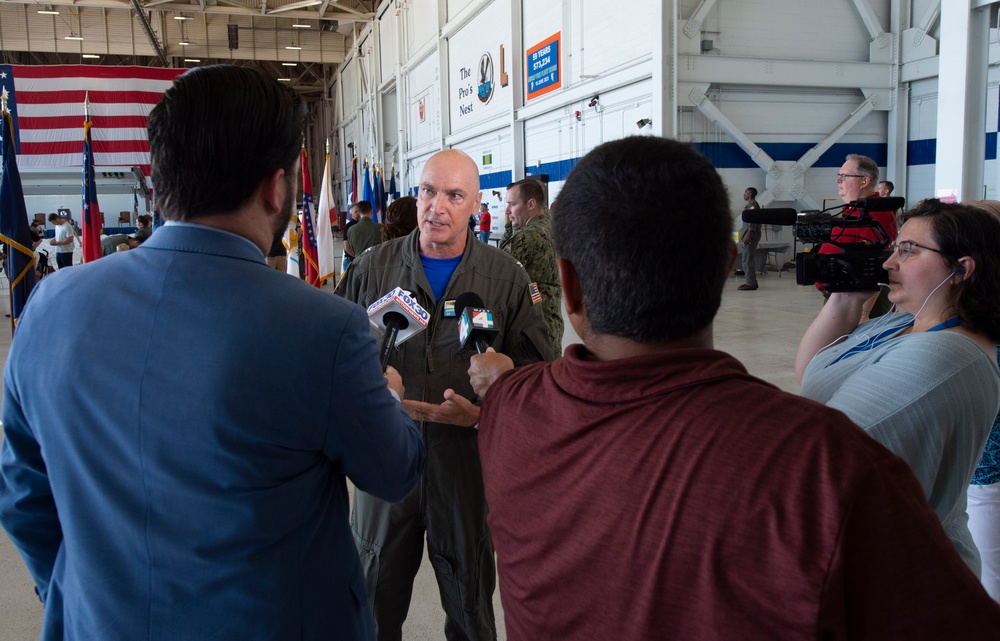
[935,1,990,201]
[681,0,718,40]
[652,0,679,138]
[678,55,893,93]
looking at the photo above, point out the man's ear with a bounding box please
[558,258,582,316]
[260,168,289,215]
[558,258,589,341]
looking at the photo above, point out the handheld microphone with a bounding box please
[455,292,499,354]
[367,287,430,371]
[741,208,797,225]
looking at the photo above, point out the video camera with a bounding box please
[741,196,904,292]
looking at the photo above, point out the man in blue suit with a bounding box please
[0,65,425,641]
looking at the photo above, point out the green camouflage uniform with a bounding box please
[499,209,564,356]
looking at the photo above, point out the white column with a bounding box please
[652,0,678,137]
[934,1,990,201]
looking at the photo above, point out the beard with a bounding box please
[270,175,296,243]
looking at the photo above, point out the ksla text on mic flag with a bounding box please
[0,100,37,327]
[300,146,320,287]
[81,97,102,263]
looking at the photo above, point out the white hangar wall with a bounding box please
[325,0,1000,261]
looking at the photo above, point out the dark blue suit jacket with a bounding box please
[0,223,424,640]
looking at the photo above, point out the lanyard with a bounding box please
[828,316,960,366]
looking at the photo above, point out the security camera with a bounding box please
[636,118,652,129]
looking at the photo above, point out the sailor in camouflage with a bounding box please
[501,178,564,356]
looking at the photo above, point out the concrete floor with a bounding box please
[0,260,821,640]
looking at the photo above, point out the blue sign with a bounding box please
[526,34,561,100]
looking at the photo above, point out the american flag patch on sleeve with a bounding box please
[529,282,542,304]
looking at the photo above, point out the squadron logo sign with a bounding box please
[478,53,494,105]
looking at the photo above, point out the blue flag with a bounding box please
[372,167,382,223]
[362,162,374,212]
[0,109,37,327]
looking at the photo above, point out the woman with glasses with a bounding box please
[795,199,1000,577]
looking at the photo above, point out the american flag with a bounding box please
[529,282,542,305]
[0,65,184,178]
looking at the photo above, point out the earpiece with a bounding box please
[952,268,964,275]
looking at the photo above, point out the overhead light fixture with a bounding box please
[278,78,291,82]
[285,45,302,50]
[282,62,297,66]
[173,14,193,20]
[292,23,310,28]
[37,7,60,15]
[179,40,191,46]
[82,54,99,59]
[64,33,84,41]
[184,58,201,63]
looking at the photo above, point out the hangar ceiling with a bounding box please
[0,0,377,97]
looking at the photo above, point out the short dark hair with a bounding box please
[47,213,60,223]
[148,65,306,221]
[381,196,418,242]
[901,199,1000,341]
[878,180,894,193]
[553,137,732,342]
[745,187,758,198]
[136,214,152,227]
[354,200,373,216]
[507,179,546,207]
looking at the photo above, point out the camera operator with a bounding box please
[795,199,1000,578]
[819,154,898,317]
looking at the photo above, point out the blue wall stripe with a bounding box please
[480,169,513,190]
[907,139,935,166]
[453,137,1000,188]
[693,141,888,169]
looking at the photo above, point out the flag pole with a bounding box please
[2,88,13,335]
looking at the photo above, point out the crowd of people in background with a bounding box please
[3,64,1000,641]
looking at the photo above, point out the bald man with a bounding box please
[335,148,552,641]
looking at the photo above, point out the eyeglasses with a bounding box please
[890,240,946,262]
[836,173,866,182]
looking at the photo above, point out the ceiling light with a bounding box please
[292,23,310,28]
[64,34,84,41]
[285,45,302,50]
[173,15,193,20]
[179,41,191,46]
[278,78,291,82]
[282,62,297,66]
[82,54,99,59]
[184,58,201,63]
[37,7,60,15]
